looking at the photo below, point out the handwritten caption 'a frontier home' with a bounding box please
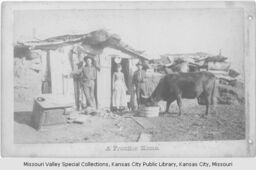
[23,161,233,168]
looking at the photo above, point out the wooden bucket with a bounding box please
[140,106,160,117]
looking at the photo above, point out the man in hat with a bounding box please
[132,61,147,107]
[74,54,97,109]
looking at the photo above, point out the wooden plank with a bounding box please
[41,109,66,125]
[97,54,111,108]
[208,70,229,75]
[137,133,152,142]
[70,47,83,110]
[72,115,90,124]
[49,50,63,95]
[22,34,88,48]
[208,62,230,71]
[35,94,74,109]
[131,117,155,129]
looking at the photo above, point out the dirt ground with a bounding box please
[14,99,245,144]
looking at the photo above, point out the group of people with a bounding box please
[112,61,146,112]
[73,54,147,112]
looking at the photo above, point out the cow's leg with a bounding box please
[165,98,175,114]
[205,103,209,116]
[165,100,171,113]
[203,93,211,117]
[211,96,217,116]
[176,95,182,116]
[210,88,217,116]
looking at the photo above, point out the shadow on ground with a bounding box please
[14,111,34,128]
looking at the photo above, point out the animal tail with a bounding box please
[211,76,218,105]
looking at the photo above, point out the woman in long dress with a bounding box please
[112,64,127,111]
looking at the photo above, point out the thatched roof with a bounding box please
[16,29,148,60]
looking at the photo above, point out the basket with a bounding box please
[139,106,160,117]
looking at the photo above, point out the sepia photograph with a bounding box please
[1,1,255,157]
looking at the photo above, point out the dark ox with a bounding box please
[146,71,217,117]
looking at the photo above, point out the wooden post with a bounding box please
[69,47,81,111]
[42,50,52,93]
[96,54,111,109]
[129,59,137,111]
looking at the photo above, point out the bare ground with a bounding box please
[14,99,245,144]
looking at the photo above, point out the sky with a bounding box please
[14,9,244,75]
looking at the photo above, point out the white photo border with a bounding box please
[1,1,255,157]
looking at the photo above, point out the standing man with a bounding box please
[132,61,146,107]
[74,54,97,109]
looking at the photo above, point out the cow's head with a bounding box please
[146,97,159,106]
[141,77,165,106]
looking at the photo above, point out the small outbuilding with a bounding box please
[15,30,148,110]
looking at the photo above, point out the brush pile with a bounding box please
[149,52,244,105]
